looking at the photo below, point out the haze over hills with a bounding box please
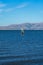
[0,23,43,30]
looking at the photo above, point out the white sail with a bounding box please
[21,28,24,35]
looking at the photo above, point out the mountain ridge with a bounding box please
[0,23,43,30]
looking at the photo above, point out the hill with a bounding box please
[0,23,43,30]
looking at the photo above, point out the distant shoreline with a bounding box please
[0,23,43,30]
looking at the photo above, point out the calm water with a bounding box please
[0,30,43,65]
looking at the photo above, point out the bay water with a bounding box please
[0,30,43,65]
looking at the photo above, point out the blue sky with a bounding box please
[0,0,43,26]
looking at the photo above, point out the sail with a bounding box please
[21,28,24,35]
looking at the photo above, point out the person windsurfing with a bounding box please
[21,28,24,35]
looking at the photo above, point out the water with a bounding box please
[0,30,43,65]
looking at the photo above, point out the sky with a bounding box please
[0,0,43,26]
